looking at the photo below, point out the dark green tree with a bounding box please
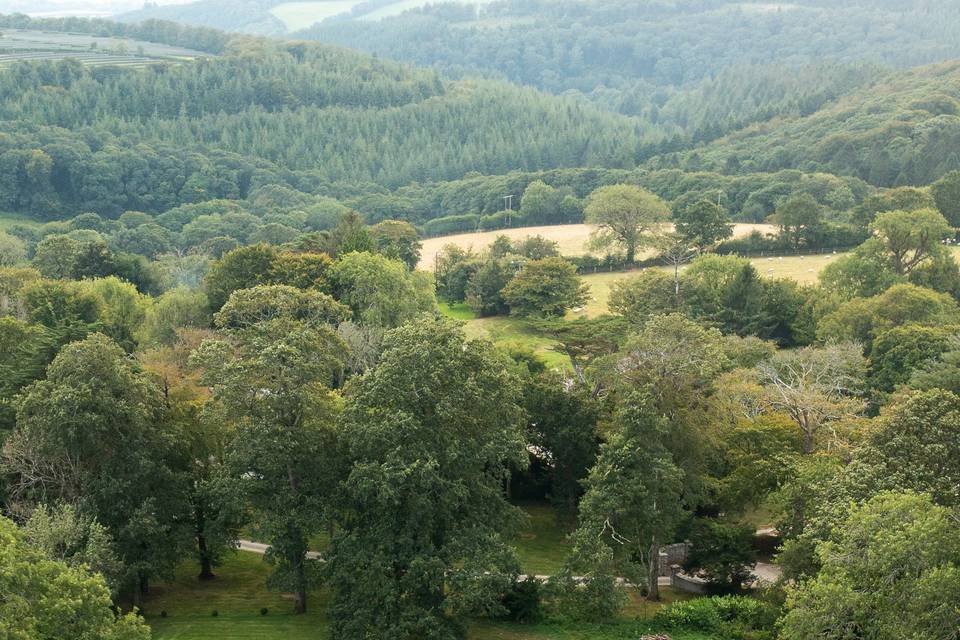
[326,317,528,639]
[501,257,588,317]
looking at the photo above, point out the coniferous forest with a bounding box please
[1,2,960,640]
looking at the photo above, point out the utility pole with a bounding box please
[503,194,514,227]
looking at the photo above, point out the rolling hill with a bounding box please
[0,28,648,221]
[653,60,960,187]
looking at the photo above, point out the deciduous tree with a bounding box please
[326,317,527,639]
[585,184,670,264]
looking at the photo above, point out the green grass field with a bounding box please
[143,552,328,639]
[512,503,572,576]
[144,550,710,640]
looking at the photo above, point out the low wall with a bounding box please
[669,564,710,595]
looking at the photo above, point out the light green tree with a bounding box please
[585,184,670,264]
[330,251,436,327]
[781,492,960,640]
[0,517,149,640]
[871,208,951,275]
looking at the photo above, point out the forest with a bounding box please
[1,5,960,640]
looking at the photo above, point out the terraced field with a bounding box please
[0,29,213,67]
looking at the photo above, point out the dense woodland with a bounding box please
[301,1,960,106]
[1,7,960,640]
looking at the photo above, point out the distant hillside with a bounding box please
[297,1,960,98]
[653,61,960,187]
[115,0,484,34]
[0,31,647,220]
[117,0,287,35]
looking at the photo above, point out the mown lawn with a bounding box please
[511,502,572,576]
[143,552,328,639]
[458,315,571,371]
[145,551,712,640]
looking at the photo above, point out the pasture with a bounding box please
[269,2,365,30]
[576,251,845,317]
[0,29,212,67]
[418,223,778,270]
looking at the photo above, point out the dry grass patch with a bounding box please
[419,224,776,270]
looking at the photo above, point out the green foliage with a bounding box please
[868,324,957,394]
[570,393,685,603]
[370,220,422,269]
[673,199,733,252]
[502,257,588,318]
[326,317,528,639]
[870,208,952,275]
[931,169,960,226]
[773,194,824,250]
[817,283,959,345]
[21,503,123,594]
[7,333,191,603]
[466,257,515,317]
[608,270,678,324]
[0,230,27,266]
[781,492,960,640]
[193,284,349,613]
[858,389,960,508]
[521,374,600,516]
[203,244,278,311]
[654,595,778,640]
[0,517,150,640]
[585,185,671,264]
[519,180,583,226]
[819,238,905,299]
[329,251,435,327]
[684,521,756,594]
[714,414,804,514]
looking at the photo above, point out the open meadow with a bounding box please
[419,223,778,270]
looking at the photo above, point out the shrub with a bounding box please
[211,610,218,617]
[684,520,756,593]
[260,607,268,616]
[160,611,167,618]
[654,595,778,640]
[501,577,542,623]
[422,214,479,236]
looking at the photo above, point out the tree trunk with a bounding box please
[803,429,815,455]
[198,533,215,580]
[131,580,142,610]
[801,415,816,454]
[196,503,216,580]
[647,539,661,601]
[293,555,307,615]
[626,241,636,266]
